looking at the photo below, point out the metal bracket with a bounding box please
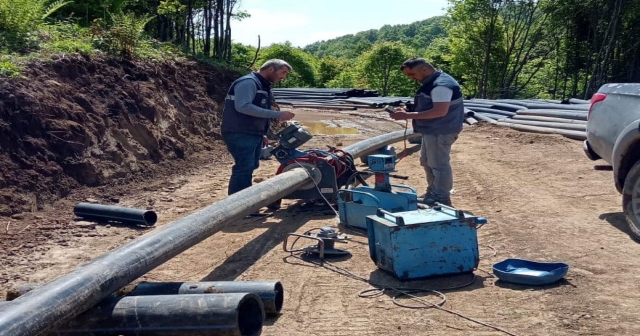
[283,233,326,262]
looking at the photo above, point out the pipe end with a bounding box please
[238,293,265,336]
[143,211,158,226]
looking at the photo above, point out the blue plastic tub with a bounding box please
[492,258,569,286]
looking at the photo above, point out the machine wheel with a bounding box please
[622,160,640,240]
[267,199,282,210]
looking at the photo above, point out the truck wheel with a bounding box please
[622,160,640,240]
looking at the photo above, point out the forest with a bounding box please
[1,0,638,99]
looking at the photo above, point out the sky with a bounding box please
[231,0,450,48]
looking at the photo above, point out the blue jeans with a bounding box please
[222,132,263,195]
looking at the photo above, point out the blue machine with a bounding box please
[366,206,487,280]
[337,154,418,230]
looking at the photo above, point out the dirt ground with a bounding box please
[0,55,237,216]
[1,107,638,336]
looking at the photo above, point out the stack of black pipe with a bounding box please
[273,87,412,109]
[6,281,283,336]
[463,98,589,140]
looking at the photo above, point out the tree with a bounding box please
[359,42,414,96]
[257,42,319,87]
[317,57,346,87]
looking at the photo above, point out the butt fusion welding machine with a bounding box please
[266,124,361,209]
[273,123,488,281]
[337,154,419,230]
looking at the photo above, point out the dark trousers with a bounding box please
[222,132,263,195]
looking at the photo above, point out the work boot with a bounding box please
[436,197,452,207]
[422,190,438,206]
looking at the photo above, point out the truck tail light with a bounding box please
[588,93,607,120]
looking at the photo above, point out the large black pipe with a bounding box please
[73,203,158,226]
[343,129,420,158]
[0,169,311,336]
[49,293,264,336]
[472,113,499,124]
[522,103,588,111]
[465,100,528,112]
[0,129,414,336]
[512,115,587,124]
[496,118,586,131]
[496,121,586,140]
[516,109,588,120]
[127,281,283,316]
[6,281,283,316]
[465,107,516,117]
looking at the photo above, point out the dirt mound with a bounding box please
[0,55,240,215]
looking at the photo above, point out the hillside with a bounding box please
[303,16,447,59]
[0,55,240,216]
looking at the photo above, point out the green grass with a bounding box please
[0,20,191,78]
[0,56,21,78]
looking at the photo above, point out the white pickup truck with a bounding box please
[584,83,640,240]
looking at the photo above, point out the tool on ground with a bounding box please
[283,227,349,262]
[266,124,359,209]
[337,153,418,230]
[366,205,487,280]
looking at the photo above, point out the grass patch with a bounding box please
[0,56,21,78]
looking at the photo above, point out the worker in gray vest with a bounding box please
[221,59,296,195]
[390,58,464,206]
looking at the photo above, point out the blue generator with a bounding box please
[366,207,487,280]
[337,154,417,230]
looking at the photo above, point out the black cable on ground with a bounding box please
[285,248,518,336]
[395,120,410,164]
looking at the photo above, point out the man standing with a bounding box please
[221,59,295,195]
[390,58,464,206]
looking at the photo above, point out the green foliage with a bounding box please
[317,57,346,88]
[445,0,553,98]
[52,0,127,25]
[423,37,452,72]
[157,0,186,16]
[91,12,154,57]
[231,43,258,69]
[0,0,71,51]
[305,16,447,59]
[41,21,93,54]
[0,56,21,78]
[358,42,415,96]
[326,68,361,89]
[258,42,318,87]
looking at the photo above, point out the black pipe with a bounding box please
[0,169,311,336]
[516,109,588,120]
[0,129,415,336]
[465,107,516,117]
[568,98,590,104]
[521,103,588,111]
[49,293,264,336]
[496,118,586,131]
[127,281,283,316]
[465,100,528,112]
[343,129,420,158]
[512,115,587,124]
[73,203,157,226]
[496,121,586,140]
[473,113,498,124]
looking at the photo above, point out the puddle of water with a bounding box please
[299,121,359,135]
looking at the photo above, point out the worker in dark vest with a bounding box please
[221,59,295,195]
[390,58,464,206]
